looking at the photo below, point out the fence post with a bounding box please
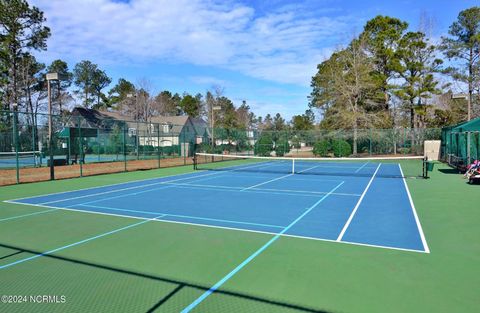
[136,121,139,160]
[157,123,160,168]
[13,111,19,184]
[77,116,83,177]
[123,124,127,172]
[183,129,186,166]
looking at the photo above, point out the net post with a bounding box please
[292,158,295,174]
[423,156,428,179]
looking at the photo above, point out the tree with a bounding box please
[291,109,315,131]
[440,6,480,120]
[108,78,135,108]
[311,37,384,154]
[179,93,202,117]
[236,100,255,130]
[154,90,179,116]
[254,132,273,156]
[273,113,286,131]
[18,53,45,115]
[0,0,50,110]
[46,59,72,113]
[73,60,97,107]
[393,32,442,129]
[361,15,408,122]
[91,69,111,109]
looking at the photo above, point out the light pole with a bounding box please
[46,72,59,180]
[211,105,221,150]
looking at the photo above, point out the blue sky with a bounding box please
[31,0,479,119]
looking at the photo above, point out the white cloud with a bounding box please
[189,76,229,87]
[32,0,355,86]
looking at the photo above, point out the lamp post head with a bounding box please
[46,73,59,81]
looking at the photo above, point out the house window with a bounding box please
[163,124,170,133]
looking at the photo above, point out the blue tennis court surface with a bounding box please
[5,160,429,253]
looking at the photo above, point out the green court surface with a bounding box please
[0,163,479,313]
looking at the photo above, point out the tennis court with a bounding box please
[6,155,429,254]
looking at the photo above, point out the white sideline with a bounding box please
[399,164,430,253]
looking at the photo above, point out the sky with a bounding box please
[31,0,479,120]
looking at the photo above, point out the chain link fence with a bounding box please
[0,110,441,185]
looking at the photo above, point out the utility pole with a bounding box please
[46,72,59,180]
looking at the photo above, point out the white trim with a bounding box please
[336,164,381,241]
[3,200,427,253]
[398,164,430,253]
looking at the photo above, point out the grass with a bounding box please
[0,162,478,312]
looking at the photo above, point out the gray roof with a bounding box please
[69,108,209,136]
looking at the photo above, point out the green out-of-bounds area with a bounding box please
[0,163,478,313]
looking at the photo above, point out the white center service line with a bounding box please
[336,163,381,242]
[240,162,324,191]
[241,173,293,191]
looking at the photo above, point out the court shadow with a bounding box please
[438,168,462,175]
[0,242,333,313]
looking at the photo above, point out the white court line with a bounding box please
[0,213,167,270]
[3,200,427,253]
[241,162,328,191]
[241,173,293,191]
[355,162,370,173]
[78,204,285,229]
[39,172,222,205]
[162,182,361,197]
[34,161,278,205]
[0,208,58,222]
[336,163,381,241]
[180,181,345,313]
[399,164,430,253]
[164,183,321,198]
[5,157,278,203]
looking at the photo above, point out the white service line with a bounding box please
[336,163,381,241]
[240,162,325,191]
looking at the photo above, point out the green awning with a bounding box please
[451,117,480,132]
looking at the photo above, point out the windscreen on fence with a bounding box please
[441,117,480,168]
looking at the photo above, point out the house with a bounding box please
[67,107,209,156]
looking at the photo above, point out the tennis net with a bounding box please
[194,153,428,179]
[0,151,42,168]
